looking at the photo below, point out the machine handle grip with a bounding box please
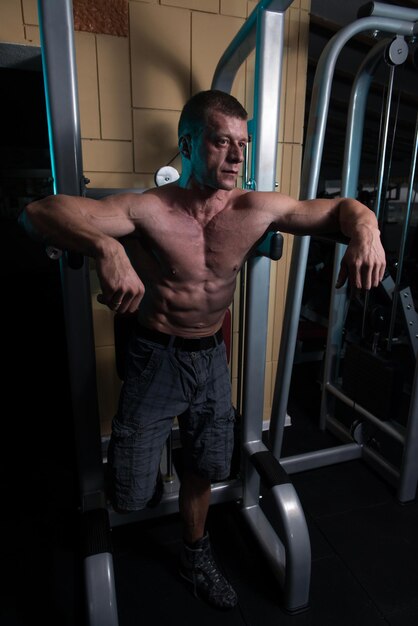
[256,231,283,260]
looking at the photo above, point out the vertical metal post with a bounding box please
[269,15,416,459]
[374,65,395,225]
[212,0,293,93]
[38,0,104,508]
[387,112,418,350]
[38,0,83,197]
[320,38,389,428]
[342,39,389,197]
[38,2,119,624]
[212,1,314,612]
[242,6,285,508]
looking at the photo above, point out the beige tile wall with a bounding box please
[1,0,311,431]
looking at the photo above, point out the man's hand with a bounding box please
[95,240,145,314]
[336,224,386,291]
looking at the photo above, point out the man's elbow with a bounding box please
[18,200,45,241]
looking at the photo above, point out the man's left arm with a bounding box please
[249,192,386,291]
[333,197,386,290]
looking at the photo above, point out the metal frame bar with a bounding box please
[244,441,311,613]
[38,0,104,511]
[320,37,391,432]
[387,113,418,349]
[360,2,418,22]
[269,7,418,504]
[240,5,286,502]
[212,0,312,612]
[270,13,416,460]
[212,0,293,93]
[38,2,118,624]
[40,0,308,616]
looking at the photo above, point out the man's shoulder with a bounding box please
[142,184,181,204]
[125,187,166,211]
[231,188,267,209]
[233,189,290,208]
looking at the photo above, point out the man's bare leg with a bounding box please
[179,471,211,543]
[178,471,238,609]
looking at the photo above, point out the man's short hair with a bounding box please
[178,90,248,137]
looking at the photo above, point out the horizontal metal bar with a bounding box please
[362,445,400,486]
[325,383,405,444]
[108,478,243,527]
[86,188,145,199]
[324,416,401,491]
[322,415,401,492]
[326,414,359,443]
[280,443,362,474]
[358,1,418,22]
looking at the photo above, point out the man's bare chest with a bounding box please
[140,209,264,276]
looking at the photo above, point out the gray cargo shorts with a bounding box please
[107,326,235,511]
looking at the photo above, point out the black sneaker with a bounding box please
[179,533,238,609]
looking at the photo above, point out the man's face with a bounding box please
[189,111,248,191]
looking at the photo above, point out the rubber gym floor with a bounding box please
[2,268,418,626]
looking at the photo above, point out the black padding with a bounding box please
[250,450,291,489]
[256,231,283,260]
[269,232,283,261]
[81,508,113,558]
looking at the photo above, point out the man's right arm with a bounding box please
[20,193,138,253]
[20,193,146,313]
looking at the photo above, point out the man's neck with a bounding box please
[176,176,231,220]
[178,178,227,204]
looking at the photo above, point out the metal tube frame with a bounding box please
[373,64,396,226]
[213,0,312,612]
[269,7,418,503]
[387,113,418,349]
[38,1,118,624]
[270,13,416,460]
[214,1,288,498]
[40,0,310,616]
[39,3,418,622]
[360,2,418,22]
[320,37,392,433]
[38,0,104,509]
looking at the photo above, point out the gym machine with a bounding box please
[37,0,312,622]
[212,0,312,613]
[35,0,418,622]
[270,2,418,504]
[38,2,119,624]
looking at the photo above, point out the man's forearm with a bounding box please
[334,197,386,290]
[338,198,379,240]
[21,193,146,313]
[20,194,113,259]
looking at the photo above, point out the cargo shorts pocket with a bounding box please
[114,340,163,436]
[203,408,236,480]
